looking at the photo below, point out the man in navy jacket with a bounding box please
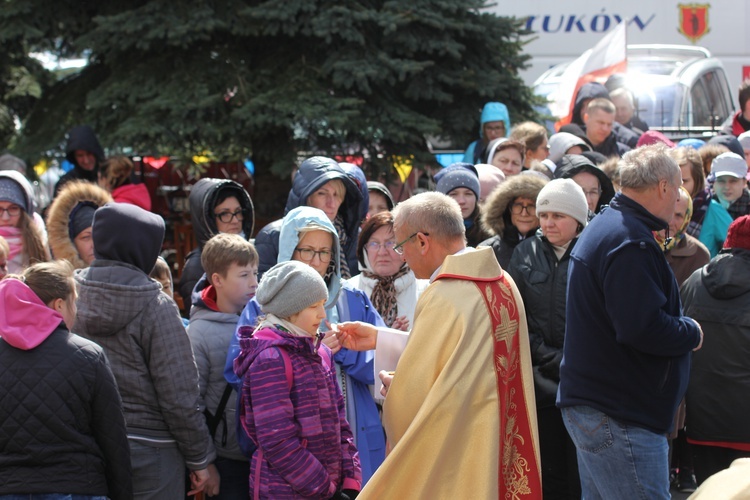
[558,144,703,499]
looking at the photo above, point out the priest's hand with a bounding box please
[335,321,378,351]
[322,325,342,354]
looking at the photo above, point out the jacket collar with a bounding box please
[611,192,668,232]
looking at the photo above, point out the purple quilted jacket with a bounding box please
[234,325,361,499]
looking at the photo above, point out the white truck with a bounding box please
[485,1,749,98]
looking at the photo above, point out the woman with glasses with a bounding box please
[0,170,49,274]
[179,178,254,312]
[479,173,548,269]
[227,206,386,484]
[346,212,428,330]
[254,156,362,280]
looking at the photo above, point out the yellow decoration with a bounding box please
[392,156,413,184]
[33,158,50,177]
[192,153,212,165]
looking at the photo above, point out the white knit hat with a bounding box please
[256,261,328,319]
[536,178,589,228]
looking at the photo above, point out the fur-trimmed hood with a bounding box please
[481,174,548,236]
[47,181,112,269]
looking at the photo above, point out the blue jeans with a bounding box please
[562,405,670,500]
[0,496,106,500]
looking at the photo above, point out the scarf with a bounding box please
[655,187,693,252]
[333,214,351,279]
[258,313,315,338]
[0,226,23,261]
[362,264,411,327]
[687,188,710,238]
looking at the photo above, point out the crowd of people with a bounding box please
[2,77,750,500]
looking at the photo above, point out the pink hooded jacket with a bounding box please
[0,279,63,349]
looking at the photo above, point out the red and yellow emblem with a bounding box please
[678,3,710,44]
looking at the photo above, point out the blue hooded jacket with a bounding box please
[254,157,362,279]
[225,206,385,483]
[463,102,511,164]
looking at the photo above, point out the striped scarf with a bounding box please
[363,265,410,327]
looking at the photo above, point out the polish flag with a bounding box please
[551,22,628,129]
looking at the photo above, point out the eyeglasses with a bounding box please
[393,231,429,255]
[0,205,22,218]
[214,209,246,223]
[582,189,602,197]
[365,240,397,252]
[510,203,536,215]
[294,247,332,263]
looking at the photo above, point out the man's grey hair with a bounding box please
[619,144,681,190]
[393,192,465,244]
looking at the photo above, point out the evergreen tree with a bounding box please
[1,0,538,176]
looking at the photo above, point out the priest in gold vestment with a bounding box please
[338,192,542,499]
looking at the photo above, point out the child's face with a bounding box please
[715,175,746,204]
[155,272,174,299]
[288,299,327,336]
[214,262,258,313]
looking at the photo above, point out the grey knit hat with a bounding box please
[256,261,328,319]
[536,178,589,228]
[435,164,481,199]
[0,177,27,210]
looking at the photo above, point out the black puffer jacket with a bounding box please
[479,174,548,269]
[0,325,132,499]
[179,178,254,311]
[508,233,577,408]
[254,157,361,278]
[682,250,750,446]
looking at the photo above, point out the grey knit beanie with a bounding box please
[435,164,481,199]
[536,178,589,228]
[256,261,328,319]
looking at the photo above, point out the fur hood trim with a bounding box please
[47,181,113,269]
[481,174,548,235]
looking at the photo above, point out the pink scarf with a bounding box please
[0,226,23,261]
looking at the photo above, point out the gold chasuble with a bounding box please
[359,247,541,499]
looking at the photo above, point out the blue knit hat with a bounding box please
[435,163,480,199]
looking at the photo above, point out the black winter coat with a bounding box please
[0,326,132,499]
[508,234,576,408]
[682,250,750,446]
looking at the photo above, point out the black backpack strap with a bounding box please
[205,383,234,438]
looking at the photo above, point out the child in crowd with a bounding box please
[98,155,152,210]
[234,260,361,500]
[187,233,259,498]
[150,256,190,327]
[0,260,132,499]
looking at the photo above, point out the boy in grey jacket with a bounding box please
[74,202,218,499]
[188,233,259,498]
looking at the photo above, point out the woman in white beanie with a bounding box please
[506,178,589,500]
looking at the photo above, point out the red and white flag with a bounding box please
[551,22,628,129]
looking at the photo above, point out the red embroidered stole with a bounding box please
[476,274,542,499]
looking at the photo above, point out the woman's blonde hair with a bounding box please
[21,260,75,305]
[99,155,134,190]
[18,211,49,266]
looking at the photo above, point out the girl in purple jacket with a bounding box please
[234,260,361,500]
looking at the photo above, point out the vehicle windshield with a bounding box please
[628,75,683,128]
